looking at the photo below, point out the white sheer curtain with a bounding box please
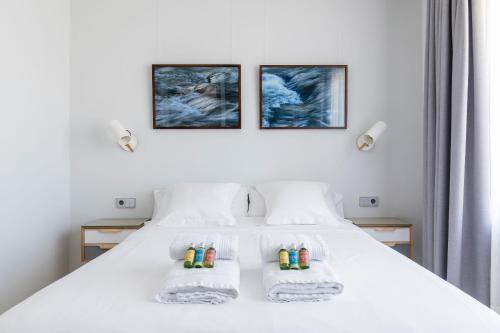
[488,0,500,313]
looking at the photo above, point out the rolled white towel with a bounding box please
[263,261,343,302]
[156,260,240,305]
[169,233,239,260]
[259,233,329,262]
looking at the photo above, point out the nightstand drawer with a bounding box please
[83,244,116,261]
[84,229,135,244]
[387,243,411,257]
[359,227,410,242]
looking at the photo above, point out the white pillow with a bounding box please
[154,182,241,226]
[255,181,341,225]
[247,187,266,217]
[248,185,344,218]
[231,186,250,217]
[325,191,345,218]
[153,186,249,219]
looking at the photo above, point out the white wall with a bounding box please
[70,0,424,268]
[0,0,70,313]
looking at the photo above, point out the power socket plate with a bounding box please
[359,196,379,207]
[115,198,136,208]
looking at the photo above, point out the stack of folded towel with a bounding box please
[260,233,343,302]
[156,233,240,305]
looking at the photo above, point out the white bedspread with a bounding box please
[1,218,500,333]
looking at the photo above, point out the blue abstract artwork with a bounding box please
[260,65,347,128]
[153,65,241,128]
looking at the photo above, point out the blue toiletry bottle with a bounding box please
[289,244,300,270]
[193,243,206,268]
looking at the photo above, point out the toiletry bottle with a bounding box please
[289,244,300,270]
[183,243,196,268]
[279,243,290,270]
[298,242,310,269]
[203,242,216,268]
[193,243,206,268]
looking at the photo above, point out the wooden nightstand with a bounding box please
[81,218,147,263]
[349,217,414,259]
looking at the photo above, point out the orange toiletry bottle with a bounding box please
[299,242,310,269]
[203,242,216,268]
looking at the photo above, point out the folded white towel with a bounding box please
[156,260,240,305]
[259,233,329,262]
[169,233,239,260]
[263,261,343,302]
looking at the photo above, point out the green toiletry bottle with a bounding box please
[183,243,196,268]
[279,243,290,270]
[203,242,216,268]
[193,243,206,268]
[289,244,300,270]
[299,242,310,269]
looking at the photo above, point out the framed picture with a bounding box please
[152,64,241,129]
[259,65,347,129]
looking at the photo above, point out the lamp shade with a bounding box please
[357,121,387,151]
[109,120,137,152]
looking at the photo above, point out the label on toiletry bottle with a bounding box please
[299,244,310,269]
[203,243,216,268]
[289,250,298,265]
[194,243,206,268]
[279,251,289,264]
[279,244,290,270]
[204,250,215,262]
[299,251,308,264]
[194,249,204,263]
[184,249,195,263]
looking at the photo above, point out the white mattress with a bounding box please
[1,218,499,333]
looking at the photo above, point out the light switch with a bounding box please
[125,198,136,208]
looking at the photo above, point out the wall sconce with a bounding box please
[357,121,387,151]
[109,120,137,152]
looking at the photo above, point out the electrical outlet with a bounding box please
[359,196,379,207]
[115,198,136,208]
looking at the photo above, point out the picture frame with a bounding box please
[152,64,241,129]
[259,65,348,129]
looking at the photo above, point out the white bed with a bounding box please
[1,218,499,332]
